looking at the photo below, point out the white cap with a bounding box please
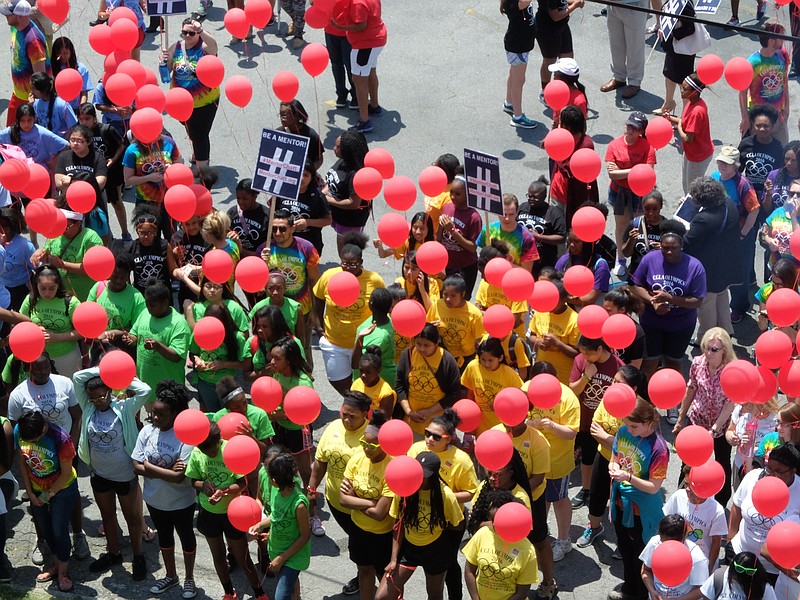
[548,58,580,77]
[0,0,32,17]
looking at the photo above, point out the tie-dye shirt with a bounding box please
[755,431,783,461]
[170,42,220,109]
[763,206,797,267]
[612,425,669,482]
[10,22,50,102]
[747,48,789,110]
[267,237,321,314]
[122,136,182,203]
[14,422,77,492]
[476,221,539,265]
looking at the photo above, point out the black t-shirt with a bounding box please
[614,321,646,365]
[278,123,324,169]
[55,148,109,211]
[227,203,270,253]
[737,135,784,195]
[89,123,124,167]
[503,0,536,53]
[536,0,569,28]
[624,216,663,278]
[170,227,209,303]
[129,237,171,292]
[517,201,566,269]
[277,184,331,254]
[325,159,370,228]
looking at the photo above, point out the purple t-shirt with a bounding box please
[440,203,482,269]
[634,250,707,331]
[555,253,611,293]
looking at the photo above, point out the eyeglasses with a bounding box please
[272,225,288,233]
[359,437,380,451]
[424,429,444,442]
[732,561,757,575]
[764,464,793,477]
[68,137,87,143]
[706,346,723,353]
[180,30,197,36]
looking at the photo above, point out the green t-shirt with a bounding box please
[19,295,80,358]
[258,466,303,516]
[271,371,314,431]
[44,228,103,301]
[355,317,396,386]
[192,299,250,334]
[251,335,306,372]
[212,403,275,441]
[268,484,310,572]
[191,331,252,384]
[1,354,26,389]
[185,440,239,514]
[130,308,191,400]
[249,297,301,334]
[87,282,146,331]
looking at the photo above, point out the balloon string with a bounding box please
[218,104,250,166]
[313,77,321,136]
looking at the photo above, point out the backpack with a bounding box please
[507,331,533,369]
[708,566,727,600]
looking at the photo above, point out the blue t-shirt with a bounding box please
[66,63,94,111]
[0,124,68,166]
[107,0,145,28]
[0,234,35,289]
[32,96,78,139]
[0,245,9,309]
[93,81,130,124]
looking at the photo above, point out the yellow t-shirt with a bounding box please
[394,329,412,364]
[313,267,386,348]
[407,441,479,499]
[343,450,395,534]
[522,380,580,480]
[461,526,539,600]
[461,360,524,434]
[314,419,368,512]
[528,307,579,384]
[472,481,532,512]
[389,483,463,546]
[476,280,529,337]
[404,348,446,435]
[426,299,485,363]
[351,377,397,414]
[592,399,625,462]
[395,275,441,307]
[480,332,531,372]
[491,424,550,501]
[425,188,452,236]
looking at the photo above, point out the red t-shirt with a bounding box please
[551,134,595,204]
[343,0,387,49]
[552,89,588,129]
[681,98,714,163]
[604,136,657,191]
[324,0,348,35]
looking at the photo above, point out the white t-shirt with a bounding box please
[664,489,728,559]
[131,424,194,511]
[88,408,134,482]
[774,573,799,600]
[731,468,800,574]
[730,405,778,469]
[640,537,709,598]
[8,375,78,433]
[699,570,777,600]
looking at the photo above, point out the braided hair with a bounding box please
[401,468,448,535]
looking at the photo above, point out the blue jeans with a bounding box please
[275,565,301,600]
[30,479,78,563]
[325,31,354,102]
[730,228,756,314]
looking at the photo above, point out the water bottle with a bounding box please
[741,418,758,460]
[159,60,170,85]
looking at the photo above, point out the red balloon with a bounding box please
[0,158,29,193]
[174,408,211,446]
[577,304,609,338]
[283,386,321,425]
[755,329,793,369]
[766,287,800,327]
[720,360,760,404]
[778,360,800,397]
[696,54,724,85]
[485,257,513,287]
[103,50,131,81]
[391,299,427,338]
[89,24,115,55]
[415,241,448,275]
[111,19,140,52]
[194,316,225,350]
[570,148,602,183]
[235,256,270,294]
[38,0,69,24]
[765,521,800,570]
[164,185,198,222]
[249,377,282,414]
[529,280,559,313]
[475,429,514,471]
[752,475,790,518]
[25,199,57,235]
[225,75,253,108]
[543,80,570,111]
[544,128,575,161]
[164,163,195,189]
[203,249,234,285]
[628,164,656,197]
[108,6,138,24]
[244,0,273,27]
[603,383,637,419]
[689,459,726,499]
[792,230,800,262]
[22,163,51,199]
[99,350,136,390]
[646,117,674,150]
[224,8,250,39]
[55,69,82,102]
[218,412,248,439]
[383,176,417,211]
[724,57,754,91]
[494,501,532,542]
[9,322,46,362]
[501,268,535,303]
[377,213,410,248]
[651,540,693,587]
[272,71,299,103]
[452,399,482,432]
[136,84,166,113]
[44,209,67,239]
[572,206,605,243]
[564,265,594,298]
[129,108,163,144]
[223,434,261,474]
[72,303,109,339]
[385,455,423,496]
[165,88,195,122]
[418,166,448,198]
[527,374,562,409]
[227,496,263,532]
[66,180,96,213]
[328,271,361,307]
[602,314,637,350]
[483,305,515,339]
[494,388,529,426]
[648,368,686,410]
[378,419,413,456]
[364,148,395,179]
[754,365,778,404]
[353,167,383,200]
[304,5,329,29]
[117,59,147,89]
[301,42,330,77]
[675,425,713,467]
[192,183,213,217]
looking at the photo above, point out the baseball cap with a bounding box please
[715,146,740,165]
[548,58,580,77]
[0,0,32,16]
[417,452,441,479]
[626,111,648,131]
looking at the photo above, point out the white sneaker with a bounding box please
[666,407,680,425]
[31,540,48,566]
[72,533,90,560]
[552,538,572,562]
[612,260,628,278]
[310,515,326,537]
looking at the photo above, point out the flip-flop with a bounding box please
[58,573,74,593]
[142,526,156,543]
[36,567,57,583]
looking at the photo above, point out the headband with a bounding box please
[454,175,467,183]
[60,209,83,221]
[683,76,703,94]
[364,424,380,438]
[223,387,244,404]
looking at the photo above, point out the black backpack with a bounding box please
[507,331,533,369]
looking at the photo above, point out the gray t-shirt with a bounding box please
[8,374,78,432]
[131,424,195,511]
[88,408,134,482]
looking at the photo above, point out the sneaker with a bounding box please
[352,120,374,133]
[756,0,766,19]
[612,547,622,560]
[368,104,383,116]
[222,590,238,600]
[537,579,558,599]
[725,17,740,26]
[182,579,197,599]
[310,515,326,537]
[199,0,212,10]
[132,554,146,581]
[551,538,572,562]
[31,540,48,566]
[72,533,90,560]
[502,101,514,115]
[292,36,305,50]
[576,525,604,548]
[730,310,744,324]
[538,91,546,105]
[89,552,123,573]
[349,97,359,110]
[150,576,180,594]
[511,114,537,129]
[666,407,680,426]
[342,576,360,595]
[608,591,638,600]
[600,7,607,14]
[571,488,590,509]
[612,259,628,278]
[335,96,349,108]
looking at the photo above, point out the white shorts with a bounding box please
[350,46,383,77]
[319,336,353,382]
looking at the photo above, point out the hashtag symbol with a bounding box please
[467,166,501,211]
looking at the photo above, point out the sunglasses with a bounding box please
[341,261,361,268]
[424,429,444,442]
[732,561,757,575]
[180,30,197,36]
[272,225,288,233]
[135,215,157,225]
[359,437,380,451]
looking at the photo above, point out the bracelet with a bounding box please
[628,472,632,483]
[581,373,590,382]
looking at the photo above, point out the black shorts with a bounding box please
[349,526,392,570]
[642,322,694,362]
[529,494,548,543]
[90,474,136,496]
[536,23,573,59]
[575,430,598,467]
[275,423,313,454]
[609,186,643,217]
[399,531,455,575]
[197,506,245,540]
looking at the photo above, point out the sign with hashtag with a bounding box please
[693,0,721,15]
[252,128,310,202]
[659,0,686,41]
[146,0,188,16]
[463,148,503,215]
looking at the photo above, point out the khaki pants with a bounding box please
[682,156,713,195]
[607,1,648,86]
[697,289,734,341]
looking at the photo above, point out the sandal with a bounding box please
[142,526,156,543]
[36,566,57,583]
[58,572,74,593]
